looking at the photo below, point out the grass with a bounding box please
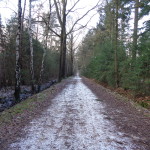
[0,87,55,124]
[138,101,149,109]
[88,77,150,114]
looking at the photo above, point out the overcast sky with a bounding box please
[0,0,100,28]
[0,0,149,42]
[0,0,101,45]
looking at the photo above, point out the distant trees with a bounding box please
[0,16,59,81]
[78,0,150,96]
[67,33,74,76]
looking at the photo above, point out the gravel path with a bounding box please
[8,76,147,150]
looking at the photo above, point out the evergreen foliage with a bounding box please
[78,0,150,96]
[0,16,59,88]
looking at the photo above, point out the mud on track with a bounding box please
[9,76,149,150]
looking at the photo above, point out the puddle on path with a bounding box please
[10,76,142,150]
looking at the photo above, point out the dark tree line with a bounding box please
[0,0,100,102]
[0,0,60,102]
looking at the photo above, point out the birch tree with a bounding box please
[14,0,22,102]
[28,0,35,93]
[20,0,26,73]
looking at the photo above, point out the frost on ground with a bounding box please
[10,76,141,150]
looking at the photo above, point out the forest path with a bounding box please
[9,76,150,150]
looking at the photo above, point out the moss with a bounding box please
[139,101,149,108]
[95,98,103,101]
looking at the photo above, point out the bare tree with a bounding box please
[0,14,6,88]
[14,0,22,102]
[53,0,100,81]
[20,0,26,76]
[53,0,67,81]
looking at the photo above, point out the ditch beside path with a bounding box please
[3,76,150,149]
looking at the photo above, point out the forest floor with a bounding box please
[0,76,150,150]
[95,81,150,110]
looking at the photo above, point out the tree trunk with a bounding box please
[132,0,139,60]
[20,0,26,84]
[62,30,67,78]
[114,0,119,88]
[58,28,66,82]
[28,0,35,93]
[38,37,47,92]
[54,0,98,81]
[14,0,22,102]
[70,34,74,75]
[58,0,67,82]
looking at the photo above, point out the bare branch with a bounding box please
[54,0,62,26]
[0,7,17,15]
[67,0,101,35]
[66,0,80,16]
[73,32,82,46]
[32,30,59,37]
[49,27,60,37]
[67,6,86,14]
[37,15,60,37]
[74,12,98,32]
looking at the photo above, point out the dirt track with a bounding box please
[2,76,150,150]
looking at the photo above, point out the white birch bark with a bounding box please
[14,0,22,101]
[28,0,35,92]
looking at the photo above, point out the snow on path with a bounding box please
[10,76,138,150]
